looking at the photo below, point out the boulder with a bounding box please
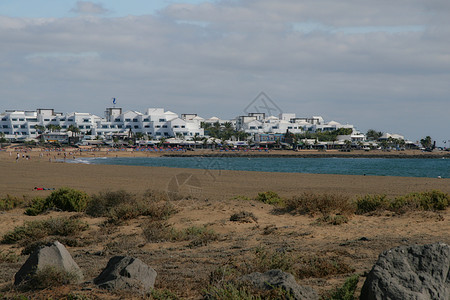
[94,256,157,293]
[14,241,84,285]
[240,269,318,300]
[360,242,450,300]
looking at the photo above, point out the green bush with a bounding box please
[24,188,89,215]
[284,193,355,217]
[296,256,354,279]
[1,216,88,245]
[24,197,47,216]
[45,188,89,212]
[249,247,294,274]
[150,289,179,300]
[255,191,283,205]
[390,190,450,213]
[0,195,24,211]
[142,222,218,247]
[324,274,359,300]
[86,190,175,224]
[355,194,388,214]
[16,265,80,291]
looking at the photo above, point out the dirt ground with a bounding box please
[0,149,449,299]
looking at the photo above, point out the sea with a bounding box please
[69,156,450,178]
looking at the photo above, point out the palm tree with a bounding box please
[34,125,46,134]
[67,125,80,137]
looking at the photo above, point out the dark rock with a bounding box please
[240,269,318,300]
[94,256,157,293]
[14,241,84,285]
[360,242,450,300]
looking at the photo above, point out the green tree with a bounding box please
[366,129,383,141]
[420,136,433,149]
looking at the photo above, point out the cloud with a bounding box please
[0,1,449,144]
[71,1,109,15]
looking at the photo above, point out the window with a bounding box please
[144,125,150,128]
[156,125,161,128]
[13,125,18,128]
[125,119,131,122]
[288,126,292,129]
[162,125,168,128]
[126,125,131,128]
[115,118,121,122]
[272,126,278,129]
[250,126,256,129]
[159,119,165,122]
[12,118,17,121]
[86,125,91,129]
[174,125,179,128]
[83,119,90,122]
[62,125,67,129]
[44,119,50,121]
[2,125,8,128]
[19,118,25,121]
[117,125,122,129]
[79,125,84,129]
[134,125,139,129]
[164,132,169,136]
[102,125,108,129]
[133,119,138,122]
[143,118,150,122]
[20,125,26,128]
[156,132,161,136]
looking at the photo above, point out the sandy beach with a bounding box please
[0,148,449,298]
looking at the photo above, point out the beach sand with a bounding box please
[0,149,449,298]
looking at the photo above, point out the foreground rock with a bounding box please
[360,242,450,300]
[240,269,318,300]
[94,256,157,293]
[14,241,84,285]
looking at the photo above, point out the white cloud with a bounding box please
[0,1,449,144]
[71,1,109,15]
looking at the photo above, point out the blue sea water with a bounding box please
[71,156,450,178]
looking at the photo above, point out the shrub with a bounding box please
[203,282,294,300]
[1,216,88,245]
[203,282,262,300]
[0,195,24,211]
[323,274,359,300]
[142,222,218,247]
[24,197,47,216]
[0,249,20,263]
[284,193,354,217]
[355,194,388,214]
[86,190,175,224]
[316,214,349,225]
[16,265,80,291]
[46,188,89,212]
[254,191,283,205]
[296,256,354,279]
[389,190,450,213]
[247,247,294,274]
[230,211,258,223]
[150,289,179,300]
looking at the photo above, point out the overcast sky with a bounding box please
[1,1,449,145]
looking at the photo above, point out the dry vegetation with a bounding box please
[0,188,449,299]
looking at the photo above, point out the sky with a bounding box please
[1,1,449,146]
